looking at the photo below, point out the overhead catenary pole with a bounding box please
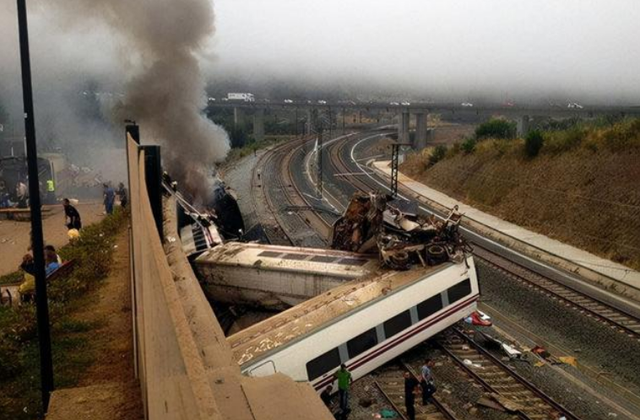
[16,0,54,411]
[390,143,411,198]
[316,128,323,198]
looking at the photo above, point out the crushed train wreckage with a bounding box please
[331,192,471,270]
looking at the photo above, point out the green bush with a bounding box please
[524,130,544,158]
[461,137,477,154]
[429,145,447,166]
[475,118,517,140]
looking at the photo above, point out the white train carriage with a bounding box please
[228,256,479,393]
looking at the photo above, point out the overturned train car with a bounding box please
[228,255,479,395]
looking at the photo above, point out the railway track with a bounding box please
[438,329,579,420]
[257,135,330,246]
[473,246,640,340]
[374,362,458,420]
[321,131,640,339]
[257,129,639,419]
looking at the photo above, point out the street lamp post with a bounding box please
[16,0,55,411]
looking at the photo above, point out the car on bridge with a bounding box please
[567,102,584,109]
[284,99,293,103]
[318,100,327,105]
[401,101,411,106]
[389,101,400,106]
[461,102,474,107]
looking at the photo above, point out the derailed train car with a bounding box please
[229,255,479,393]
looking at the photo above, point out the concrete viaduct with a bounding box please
[212,101,640,148]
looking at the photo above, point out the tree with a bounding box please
[475,118,516,140]
[428,145,447,166]
[524,130,544,158]
[461,137,476,154]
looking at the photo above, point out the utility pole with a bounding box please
[16,0,54,411]
[316,129,323,198]
[390,143,410,198]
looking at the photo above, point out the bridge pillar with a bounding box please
[233,107,245,129]
[398,111,410,144]
[517,115,530,137]
[253,108,265,143]
[414,112,428,149]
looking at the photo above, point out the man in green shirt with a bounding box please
[334,364,352,414]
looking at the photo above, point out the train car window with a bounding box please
[383,310,412,339]
[347,328,378,359]
[448,279,472,303]
[416,294,443,320]
[306,347,341,381]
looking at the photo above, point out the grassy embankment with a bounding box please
[0,209,128,419]
[402,117,640,270]
[223,134,295,166]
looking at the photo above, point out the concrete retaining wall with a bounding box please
[127,135,332,420]
[128,136,221,419]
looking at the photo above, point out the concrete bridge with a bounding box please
[209,101,640,148]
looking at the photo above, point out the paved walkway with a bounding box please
[373,161,640,289]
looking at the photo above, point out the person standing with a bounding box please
[45,178,56,204]
[103,183,116,215]
[117,182,128,208]
[334,364,352,414]
[63,198,82,230]
[421,359,436,405]
[404,371,419,420]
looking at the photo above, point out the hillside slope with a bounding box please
[402,146,640,271]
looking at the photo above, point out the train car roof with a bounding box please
[228,262,449,366]
[196,242,379,278]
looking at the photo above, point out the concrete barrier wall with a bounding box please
[127,135,220,419]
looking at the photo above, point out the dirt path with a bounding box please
[46,230,143,420]
[0,201,105,277]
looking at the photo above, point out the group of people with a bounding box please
[103,182,127,215]
[404,359,436,420]
[320,359,436,420]
[18,245,63,297]
[0,179,28,209]
[60,181,127,235]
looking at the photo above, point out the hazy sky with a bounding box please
[210,0,640,102]
[2,0,640,133]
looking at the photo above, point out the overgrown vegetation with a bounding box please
[475,118,517,140]
[223,135,293,166]
[0,209,128,419]
[428,145,447,166]
[417,117,640,166]
[524,130,544,158]
[400,116,640,271]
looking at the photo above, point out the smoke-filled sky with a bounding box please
[210,0,640,103]
[1,0,640,168]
